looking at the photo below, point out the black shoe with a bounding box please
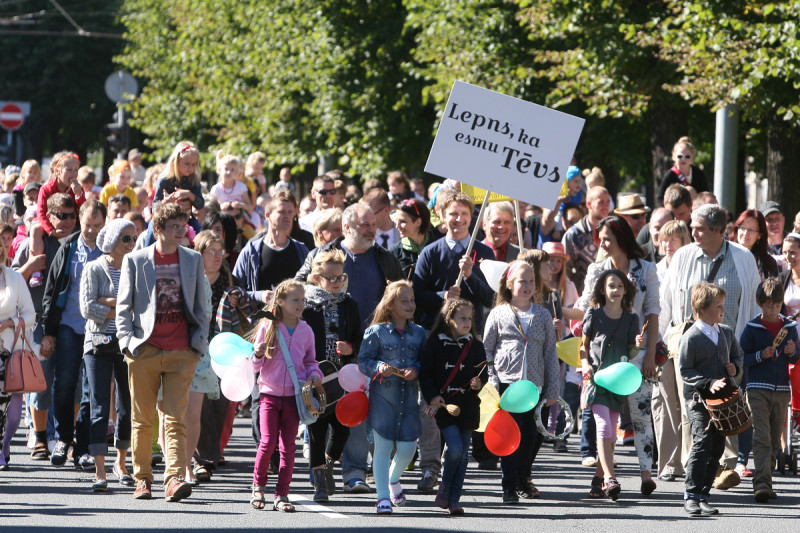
[478,460,498,471]
[658,473,677,482]
[502,488,519,504]
[50,441,69,466]
[684,499,701,515]
[698,501,719,515]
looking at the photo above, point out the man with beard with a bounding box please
[295,202,402,494]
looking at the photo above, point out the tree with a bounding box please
[657,1,800,216]
[119,0,431,178]
[0,0,123,163]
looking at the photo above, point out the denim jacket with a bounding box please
[358,321,426,442]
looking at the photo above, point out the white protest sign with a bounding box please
[425,81,585,209]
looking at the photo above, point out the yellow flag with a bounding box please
[559,179,569,197]
[459,183,514,204]
[477,383,502,432]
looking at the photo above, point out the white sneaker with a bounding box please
[581,456,598,467]
[302,442,310,459]
[47,439,58,454]
[27,431,35,449]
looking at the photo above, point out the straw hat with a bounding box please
[542,241,568,258]
[614,194,651,215]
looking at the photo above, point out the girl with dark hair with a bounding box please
[203,211,240,270]
[735,209,779,279]
[580,269,644,499]
[389,198,434,280]
[577,214,660,496]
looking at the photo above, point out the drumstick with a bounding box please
[640,317,649,337]
[445,404,461,416]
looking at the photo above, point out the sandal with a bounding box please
[193,465,212,482]
[250,485,267,510]
[273,495,295,512]
[603,477,621,501]
[376,498,393,515]
[389,482,406,506]
[640,479,657,496]
[30,442,49,460]
[588,476,605,499]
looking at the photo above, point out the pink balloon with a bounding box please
[338,364,369,392]
[220,362,255,402]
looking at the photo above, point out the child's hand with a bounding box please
[785,340,796,355]
[402,368,417,380]
[635,334,646,349]
[430,396,446,408]
[553,318,563,332]
[710,378,728,393]
[253,342,267,359]
[307,376,321,387]
[378,363,392,377]
[762,346,775,360]
[336,340,353,356]
[725,362,736,376]
[581,360,593,376]
[470,376,482,390]
[69,180,82,197]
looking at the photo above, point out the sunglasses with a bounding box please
[316,189,336,196]
[49,211,77,220]
[402,199,421,218]
[675,154,692,159]
[319,273,348,283]
[119,235,136,243]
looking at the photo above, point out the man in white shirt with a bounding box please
[363,188,400,249]
[299,176,337,232]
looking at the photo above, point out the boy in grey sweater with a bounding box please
[678,281,743,516]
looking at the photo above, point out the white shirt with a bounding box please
[696,319,720,345]
[376,228,397,250]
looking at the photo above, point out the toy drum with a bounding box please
[704,389,752,436]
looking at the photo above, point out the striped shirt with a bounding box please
[104,266,121,336]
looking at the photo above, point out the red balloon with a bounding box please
[484,409,521,457]
[336,391,369,427]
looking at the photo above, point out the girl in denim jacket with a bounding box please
[358,280,426,515]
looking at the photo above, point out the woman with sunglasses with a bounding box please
[302,249,362,502]
[657,136,709,206]
[79,219,138,492]
[389,198,433,280]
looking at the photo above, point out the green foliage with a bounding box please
[0,0,123,157]
[119,0,430,178]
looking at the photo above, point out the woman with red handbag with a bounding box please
[0,238,36,471]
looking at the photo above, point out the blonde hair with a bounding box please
[77,166,96,184]
[309,249,347,288]
[673,136,695,156]
[49,151,79,182]
[216,150,244,181]
[518,249,551,304]
[193,229,223,254]
[690,281,725,319]
[495,260,534,307]
[246,151,266,173]
[312,208,343,247]
[658,219,691,255]
[248,279,305,358]
[371,280,414,326]
[165,141,201,185]
[19,160,41,184]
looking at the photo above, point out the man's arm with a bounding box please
[116,254,136,353]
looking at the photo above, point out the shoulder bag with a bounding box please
[276,328,323,426]
[4,318,46,394]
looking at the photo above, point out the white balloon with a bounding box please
[480,259,508,293]
[220,362,255,402]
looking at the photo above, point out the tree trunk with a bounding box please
[649,100,687,207]
[766,113,800,220]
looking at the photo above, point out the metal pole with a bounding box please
[714,104,739,211]
[514,200,524,253]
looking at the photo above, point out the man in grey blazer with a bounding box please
[117,203,209,502]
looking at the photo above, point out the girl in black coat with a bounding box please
[302,249,363,502]
[420,298,487,515]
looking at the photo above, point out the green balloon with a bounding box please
[499,380,540,413]
[594,362,642,396]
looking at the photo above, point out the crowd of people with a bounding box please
[0,135,799,517]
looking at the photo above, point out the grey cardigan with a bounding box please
[678,322,743,398]
[79,256,118,351]
[483,303,560,400]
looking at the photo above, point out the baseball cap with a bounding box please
[24,182,42,195]
[759,201,782,217]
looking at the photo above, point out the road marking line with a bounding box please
[288,495,348,518]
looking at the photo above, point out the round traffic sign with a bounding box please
[0,103,24,132]
[104,71,138,104]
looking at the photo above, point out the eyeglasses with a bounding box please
[402,199,421,218]
[164,223,187,233]
[49,211,76,220]
[319,273,348,283]
[204,249,224,257]
[737,226,760,235]
[628,213,645,220]
[316,189,336,196]
[119,235,136,243]
[675,154,692,159]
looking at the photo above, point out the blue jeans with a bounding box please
[440,424,471,503]
[342,421,370,483]
[52,325,86,444]
[84,345,131,456]
[580,407,597,459]
[73,363,91,457]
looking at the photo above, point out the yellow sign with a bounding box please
[459,183,513,203]
[559,179,569,197]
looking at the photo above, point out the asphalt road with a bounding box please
[2,415,800,533]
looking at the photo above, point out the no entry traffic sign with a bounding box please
[0,103,25,132]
